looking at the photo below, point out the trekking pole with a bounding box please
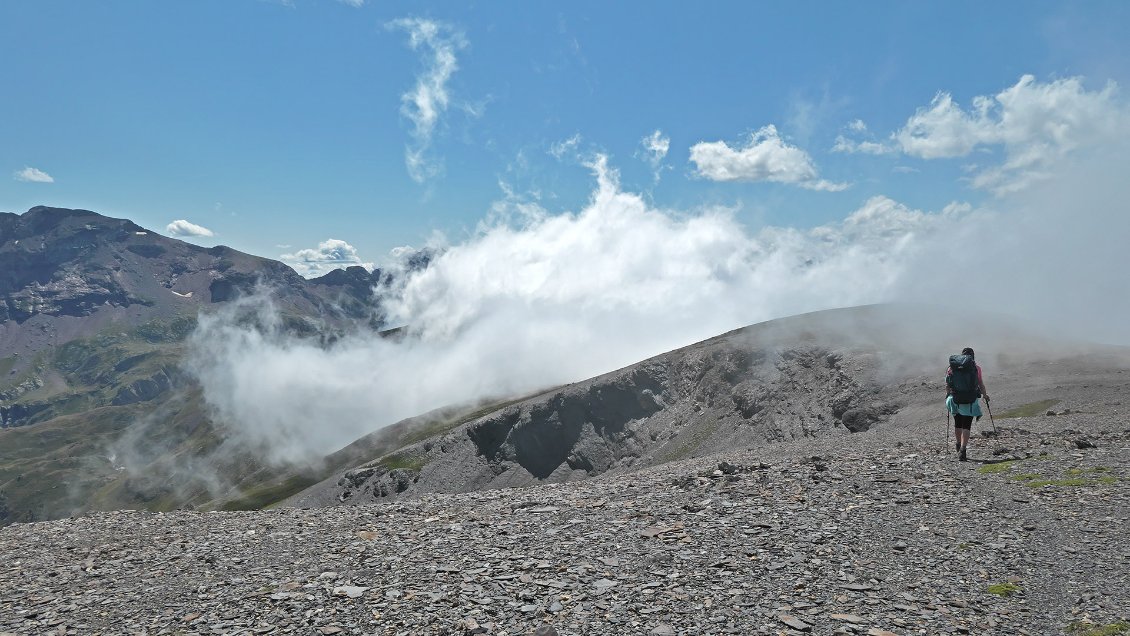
[985,398,997,433]
[946,411,951,442]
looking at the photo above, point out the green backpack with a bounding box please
[947,354,981,405]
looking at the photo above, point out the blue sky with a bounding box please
[2,1,1128,276]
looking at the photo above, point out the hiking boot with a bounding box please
[959,448,968,462]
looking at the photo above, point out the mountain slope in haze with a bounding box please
[286,304,1120,509]
[0,206,390,431]
[0,206,393,524]
[0,206,386,378]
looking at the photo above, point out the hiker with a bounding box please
[946,347,989,461]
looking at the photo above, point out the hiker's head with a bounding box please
[962,347,975,357]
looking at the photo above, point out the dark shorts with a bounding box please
[954,414,974,430]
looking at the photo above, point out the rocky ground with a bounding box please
[2,391,1127,636]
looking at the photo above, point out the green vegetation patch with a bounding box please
[986,582,1021,597]
[133,316,198,343]
[0,356,16,377]
[1023,475,1119,488]
[219,474,322,511]
[979,459,1119,488]
[977,460,1022,474]
[377,451,427,472]
[1068,621,1130,636]
[997,399,1060,418]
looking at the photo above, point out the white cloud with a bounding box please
[638,129,670,182]
[690,125,848,191]
[280,239,374,278]
[172,102,1129,466]
[893,75,1125,193]
[186,141,1130,466]
[548,134,582,160]
[337,0,364,6]
[186,156,974,463]
[165,219,215,237]
[13,167,54,183]
[387,18,468,183]
[832,135,892,155]
[640,130,670,164]
[832,118,893,155]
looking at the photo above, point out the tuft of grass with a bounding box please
[1021,464,1120,488]
[978,460,1021,474]
[986,582,1021,597]
[1010,473,1044,482]
[219,475,322,511]
[1068,621,1130,636]
[378,451,427,472]
[997,399,1061,418]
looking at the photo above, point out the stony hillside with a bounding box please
[2,359,1126,635]
[285,305,1090,510]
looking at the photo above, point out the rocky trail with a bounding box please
[2,397,1127,636]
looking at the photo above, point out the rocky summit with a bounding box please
[1,336,1128,635]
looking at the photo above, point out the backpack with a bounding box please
[947,354,981,404]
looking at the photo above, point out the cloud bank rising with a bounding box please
[187,158,954,464]
[187,130,1129,465]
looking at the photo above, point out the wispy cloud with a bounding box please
[165,219,215,237]
[892,75,1125,194]
[387,18,468,183]
[638,129,670,182]
[690,125,848,191]
[548,133,582,160]
[831,119,894,155]
[13,166,54,183]
[280,239,373,278]
[833,138,892,155]
[337,0,365,6]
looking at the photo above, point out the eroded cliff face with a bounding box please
[310,328,903,507]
